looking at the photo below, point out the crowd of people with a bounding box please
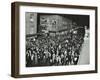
[26,27,85,67]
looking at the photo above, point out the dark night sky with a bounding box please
[64,15,89,28]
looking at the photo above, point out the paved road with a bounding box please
[78,38,90,65]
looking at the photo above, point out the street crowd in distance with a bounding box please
[26,27,85,67]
